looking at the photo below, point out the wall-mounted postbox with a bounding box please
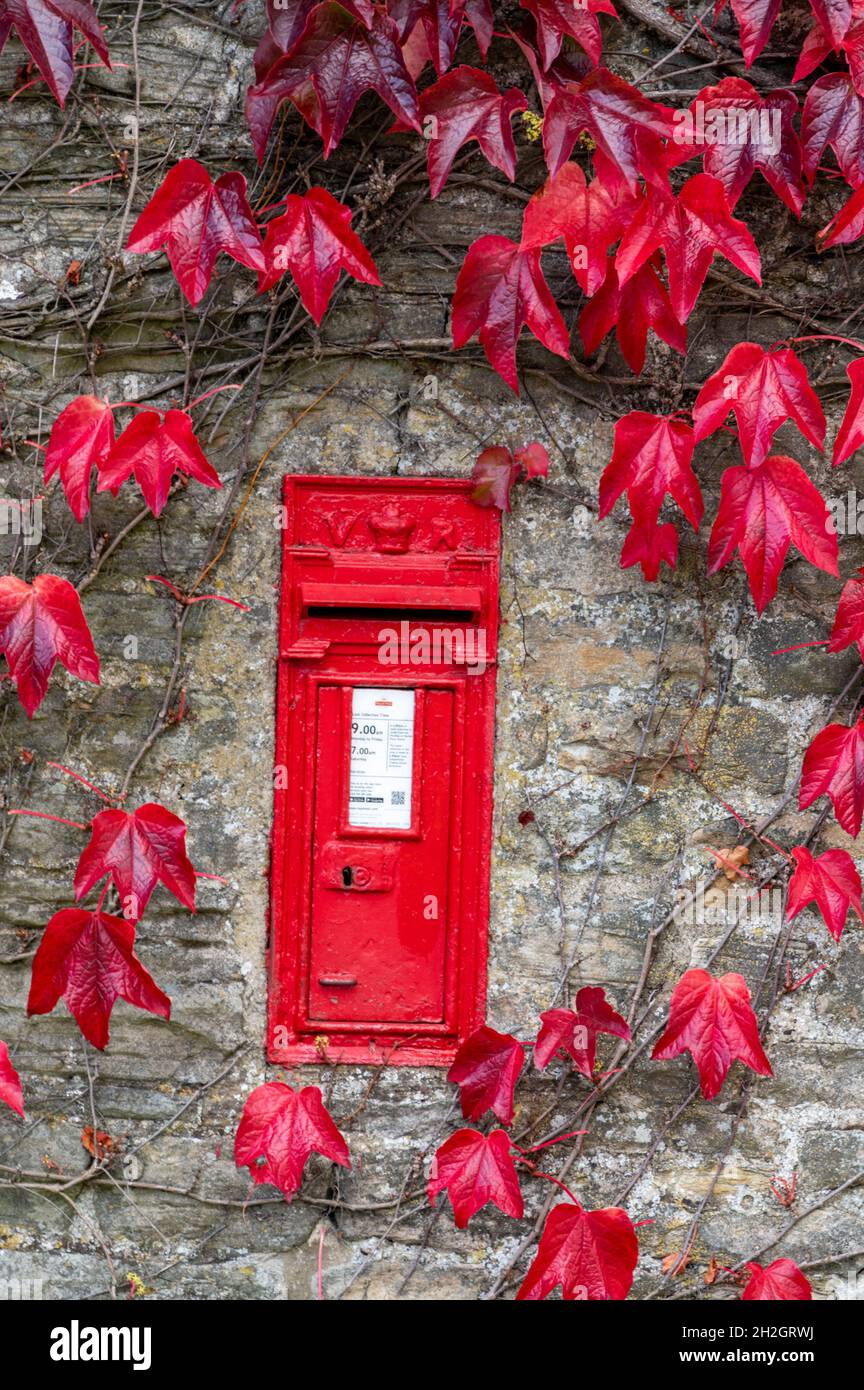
[269,475,501,1066]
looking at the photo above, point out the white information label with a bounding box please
[349,688,415,829]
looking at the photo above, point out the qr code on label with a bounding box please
[391,790,406,805]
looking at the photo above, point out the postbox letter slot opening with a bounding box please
[306,605,477,623]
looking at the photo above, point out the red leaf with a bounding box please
[600,412,702,531]
[245,4,420,162]
[534,986,631,1077]
[0,573,100,718]
[799,716,864,835]
[693,343,825,469]
[786,844,864,942]
[521,162,639,296]
[792,22,834,85]
[543,67,675,190]
[833,358,864,466]
[0,1041,24,1119]
[726,0,783,67]
[620,517,679,580]
[470,442,549,508]
[652,968,772,1099]
[513,441,550,478]
[258,186,380,322]
[742,1258,813,1300]
[616,174,761,325]
[44,394,115,522]
[27,908,171,1050]
[74,803,197,922]
[97,409,222,518]
[2,0,110,106]
[808,0,852,46]
[414,66,527,198]
[669,79,804,216]
[447,1024,525,1125]
[126,160,265,308]
[580,253,686,375]
[801,73,864,189]
[519,0,618,69]
[707,454,838,614]
[829,565,864,658]
[817,182,864,249]
[517,1202,639,1300]
[428,1128,523,1227]
[451,235,570,392]
[234,1081,350,1201]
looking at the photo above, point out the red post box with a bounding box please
[269,475,501,1066]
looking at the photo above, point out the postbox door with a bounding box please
[307,684,454,1025]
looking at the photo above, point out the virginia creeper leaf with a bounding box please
[579,253,686,375]
[829,566,864,661]
[519,0,618,70]
[817,183,864,249]
[620,517,679,580]
[470,442,549,509]
[521,162,639,296]
[799,716,864,835]
[693,342,826,469]
[258,186,380,321]
[0,1041,24,1118]
[543,66,675,189]
[413,66,527,198]
[832,358,864,465]
[43,394,115,522]
[808,0,853,46]
[517,1202,639,1300]
[801,73,864,189]
[651,968,772,1099]
[600,412,702,531]
[97,409,222,519]
[74,803,197,922]
[447,1024,525,1125]
[786,844,864,942]
[428,1128,523,1227]
[234,1080,350,1201]
[0,0,110,106]
[725,0,783,67]
[742,1259,813,1300]
[534,986,631,1077]
[0,573,100,717]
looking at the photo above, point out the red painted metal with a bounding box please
[269,475,501,1066]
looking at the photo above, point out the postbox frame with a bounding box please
[269,474,500,1067]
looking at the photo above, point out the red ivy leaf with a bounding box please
[651,968,772,1099]
[808,0,853,46]
[1,0,110,106]
[521,163,639,296]
[543,67,675,190]
[724,0,783,67]
[97,409,222,518]
[513,441,550,478]
[414,66,527,198]
[27,908,171,1050]
[74,803,197,922]
[428,1128,524,1227]
[0,1041,24,1118]
[817,183,864,250]
[693,342,825,469]
[517,1202,639,1300]
[799,716,864,836]
[534,986,631,1077]
[0,573,100,718]
[742,1258,813,1300]
[258,186,380,322]
[44,394,115,522]
[447,1024,525,1125]
[620,517,679,580]
[616,174,761,325]
[519,0,618,69]
[470,442,550,508]
[580,253,686,375]
[833,358,864,466]
[786,844,864,942]
[829,565,864,658]
[245,4,421,162]
[234,1081,350,1201]
[600,412,701,530]
[801,73,864,189]
[451,234,570,392]
[126,160,265,308]
[707,454,838,614]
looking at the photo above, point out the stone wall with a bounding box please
[0,1,861,1300]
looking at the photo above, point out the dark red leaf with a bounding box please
[651,968,772,1099]
[817,183,864,249]
[534,986,631,1077]
[0,573,100,717]
[707,454,838,613]
[74,802,197,922]
[600,412,702,531]
[2,0,110,106]
[786,844,864,942]
[620,518,679,580]
[447,1024,525,1125]
[801,73,864,189]
[234,1081,350,1201]
[833,358,864,465]
[828,564,864,657]
[742,1258,813,1300]
[693,342,825,469]
[126,160,265,307]
[428,1128,523,1227]
[725,0,783,67]
[258,186,380,321]
[471,446,519,510]
[414,66,527,198]
[0,1041,24,1118]
[44,394,115,522]
[97,409,222,518]
[543,67,675,189]
[517,1202,639,1300]
[579,253,686,375]
[514,441,550,478]
[519,0,618,69]
[808,0,852,47]
[799,716,864,835]
[27,908,171,1050]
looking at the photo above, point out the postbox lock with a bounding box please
[320,841,397,892]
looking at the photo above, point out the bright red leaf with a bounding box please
[521,162,639,297]
[742,1258,813,1300]
[234,1081,350,1201]
[97,409,222,518]
[0,0,110,106]
[620,517,679,580]
[126,160,265,307]
[428,1128,523,1227]
[651,968,772,1099]
[580,253,686,375]
[616,174,761,325]
[706,454,838,614]
[799,716,864,836]
[447,1024,525,1125]
[693,343,825,469]
[801,73,864,189]
[786,845,864,942]
[519,0,618,69]
[44,394,115,522]
[534,986,631,1078]
[245,4,421,162]
[0,1041,24,1118]
[828,565,864,657]
[412,66,527,198]
[832,358,864,466]
[258,186,380,321]
[517,1202,639,1300]
[723,0,783,67]
[818,183,864,250]
[0,573,100,717]
[27,908,171,1050]
[74,803,197,922]
[600,412,702,532]
[543,67,675,190]
[451,234,570,392]
[808,0,853,46]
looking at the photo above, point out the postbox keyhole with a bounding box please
[342,866,353,887]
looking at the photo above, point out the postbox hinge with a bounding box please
[282,637,331,660]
